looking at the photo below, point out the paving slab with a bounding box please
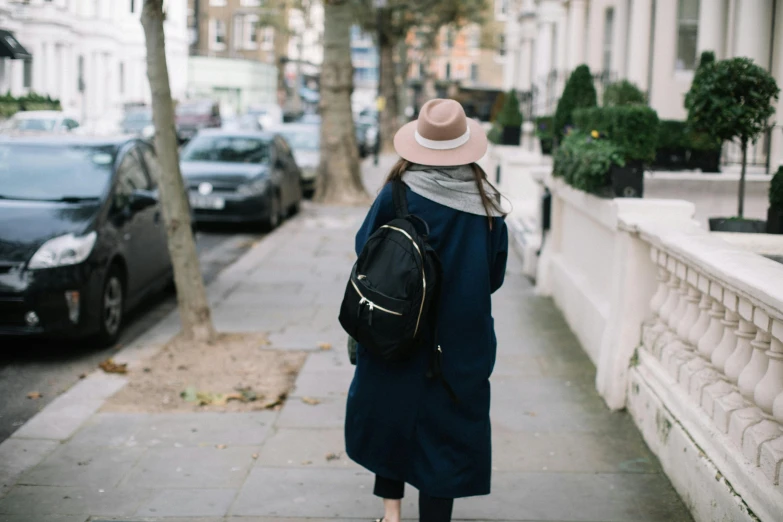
[0,438,59,497]
[254,428,355,469]
[275,397,346,429]
[17,444,143,488]
[123,446,259,489]
[135,488,238,517]
[0,485,152,516]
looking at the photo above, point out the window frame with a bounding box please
[210,18,227,50]
[676,0,700,71]
[602,7,615,74]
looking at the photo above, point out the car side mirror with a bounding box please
[128,190,157,212]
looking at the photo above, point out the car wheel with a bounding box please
[97,267,125,346]
[264,194,281,231]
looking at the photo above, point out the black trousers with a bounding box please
[374,475,454,522]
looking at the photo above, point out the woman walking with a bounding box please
[345,98,509,522]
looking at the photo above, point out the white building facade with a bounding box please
[504,0,783,172]
[0,0,189,131]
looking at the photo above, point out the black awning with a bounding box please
[0,30,31,60]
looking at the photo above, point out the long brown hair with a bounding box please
[384,158,507,229]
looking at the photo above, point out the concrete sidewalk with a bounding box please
[0,159,692,521]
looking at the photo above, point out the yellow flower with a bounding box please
[591,130,600,139]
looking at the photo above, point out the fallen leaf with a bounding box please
[26,391,42,400]
[78,373,87,379]
[142,367,151,373]
[177,365,188,371]
[318,342,333,351]
[216,444,227,450]
[325,452,341,462]
[99,359,127,374]
[263,392,287,410]
[251,453,259,460]
[524,411,537,417]
[302,397,321,406]
[180,386,198,403]
[301,460,313,465]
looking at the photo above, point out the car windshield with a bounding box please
[181,135,271,163]
[0,143,116,201]
[277,129,320,151]
[123,111,151,123]
[8,118,59,132]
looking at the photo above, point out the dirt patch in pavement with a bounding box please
[103,333,306,413]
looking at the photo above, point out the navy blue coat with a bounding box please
[345,182,508,499]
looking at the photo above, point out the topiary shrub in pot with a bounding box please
[684,51,722,173]
[605,105,659,197]
[768,166,783,234]
[655,120,688,170]
[495,90,523,146]
[554,65,597,143]
[535,115,554,154]
[686,56,780,232]
[554,130,625,195]
[603,79,646,107]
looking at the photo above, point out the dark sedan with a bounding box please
[0,136,173,345]
[180,130,302,229]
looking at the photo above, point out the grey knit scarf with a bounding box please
[401,163,508,217]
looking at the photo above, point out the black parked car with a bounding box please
[180,129,303,230]
[0,136,173,345]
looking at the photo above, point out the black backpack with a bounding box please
[339,180,456,400]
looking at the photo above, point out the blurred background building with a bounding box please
[501,0,783,170]
[0,0,189,132]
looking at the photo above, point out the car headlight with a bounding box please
[237,178,270,195]
[28,232,97,270]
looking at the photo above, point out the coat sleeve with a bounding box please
[355,183,395,256]
[490,218,509,294]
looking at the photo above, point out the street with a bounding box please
[0,227,264,443]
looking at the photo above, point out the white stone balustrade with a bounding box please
[535,171,783,521]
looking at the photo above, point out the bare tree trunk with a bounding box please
[379,36,399,153]
[738,139,747,218]
[316,0,367,204]
[141,0,216,343]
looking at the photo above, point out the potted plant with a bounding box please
[603,79,646,107]
[655,120,688,170]
[535,115,554,155]
[554,64,597,144]
[685,56,780,232]
[768,166,783,234]
[495,90,523,146]
[553,130,625,195]
[606,105,658,197]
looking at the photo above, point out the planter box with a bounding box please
[539,138,553,155]
[708,217,767,233]
[501,126,521,146]
[687,148,721,173]
[653,148,688,171]
[610,163,644,198]
[767,207,783,234]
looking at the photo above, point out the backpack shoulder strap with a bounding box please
[391,179,409,218]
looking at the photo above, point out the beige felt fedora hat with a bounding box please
[393,98,488,166]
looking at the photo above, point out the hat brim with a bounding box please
[393,118,488,166]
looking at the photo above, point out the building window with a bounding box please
[471,63,479,81]
[497,34,506,57]
[677,0,700,70]
[240,0,263,6]
[210,0,228,6]
[23,59,32,89]
[245,15,259,48]
[261,27,275,50]
[467,25,480,51]
[130,0,135,12]
[210,19,227,50]
[495,0,508,17]
[602,8,614,73]
[77,55,84,92]
[119,62,124,94]
[445,62,451,79]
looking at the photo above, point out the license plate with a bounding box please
[189,194,225,210]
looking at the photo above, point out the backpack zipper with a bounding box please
[380,225,427,337]
[351,279,402,317]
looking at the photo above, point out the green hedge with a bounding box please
[554,65,597,141]
[771,166,783,210]
[656,120,688,150]
[496,90,523,127]
[0,91,61,118]
[553,131,625,194]
[603,80,646,106]
[572,105,659,163]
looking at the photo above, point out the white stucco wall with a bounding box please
[187,55,276,116]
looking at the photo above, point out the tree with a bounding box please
[141,0,216,343]
[686,57,780,217]
[353,0,488,152]
[554,64,597,143]
[318,0,367,204]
